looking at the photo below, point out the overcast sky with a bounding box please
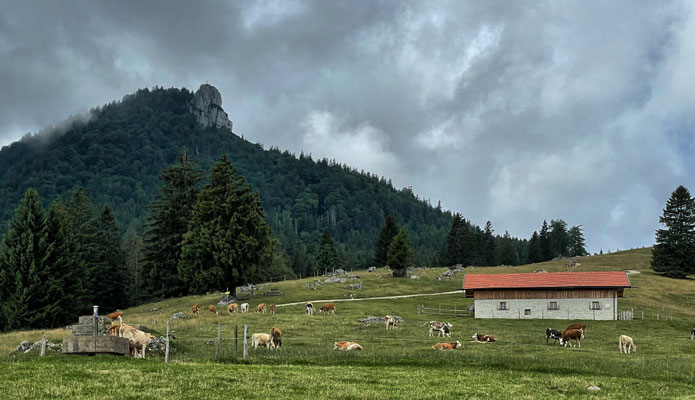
[1,1,694,253]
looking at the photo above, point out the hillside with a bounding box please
[0,85,452,270]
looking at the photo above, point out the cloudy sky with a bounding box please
[2,1,694,253]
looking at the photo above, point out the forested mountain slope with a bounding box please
[0,86,453,270]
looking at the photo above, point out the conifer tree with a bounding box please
[388,228,413,277]
[122,224,144,306]
[498,230,520,266]
[317,229,340,272]
[527,231,541,264]
[483,221,497,266]
[550,219,569,258]
[539,220,551,261]
[567,225,587,257]
[651,185,695,278]
[92,207,128,311]
[142,152,203,300]
[374,216,398,267]
[179,155,273,296]
[64,188,100,303]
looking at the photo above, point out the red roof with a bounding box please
[463,271,631,290]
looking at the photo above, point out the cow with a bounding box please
[192,304,200,316]
[546,328,563,345]
[240,303,249,313]
[428,321,453,337]
[257,303,266,314]
[270,327,282,349]
[251,333,272,349]
[108,324,121,337]
[559,329,583,348]
[385,315,397,330]
[270,304,276,315]
[432,341,462,351]
[107,311,123,324]
[691,329,694,341]
[334,341,362,351]
[227,303,238,314]
[306,302,314,315]
[209,305,218,315]
[472,333,497,342]
[120,324,154,358]
[619,335,637,354]
[565,323,586,338]
[320,303,336,314]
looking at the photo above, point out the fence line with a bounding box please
[418,304,471,317]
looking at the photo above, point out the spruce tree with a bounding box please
[549,219,569,258]
[651,185,695,278]
[122,224,144,306]
[92,207,128,311]
[179,155,273,296]
[527,231,541,264]
[64,188,100,303]
[142,151,203,300]
[567,225,587,257]
[539,220,551,261]
[388,228,413,277]
[374,216,398,267]
[0,189,47,330]
[483,221,497,266]
[498,231,520,266]
[317,229,339,272]
[446,214,464,266]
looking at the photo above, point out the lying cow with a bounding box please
[565,323,586,338]
[619,335,637,354]
[257,303,266,314]
[209,305,218,315]
[472,333,497,342]
[432,341,462,351]
[320,303,336,314]
[227,303,238,314]
[252,333,272,349]
[120,324,155,358]
[545,328,563,345]
[270,327,282,349]
[334,341,362,351]
[385,315,397,330]
[429,321,453,337]
[559,329,583,348]
[240,303,249,313]
[192,304,200,316]
[306,302,314,315]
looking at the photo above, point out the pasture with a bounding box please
[2,248,695,399]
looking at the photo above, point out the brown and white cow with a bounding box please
[559,329,583,347]
[108,324,122,337]
[270,304,276,315]
[192,304,200,316]
[472,333,497,342]
[251,333,272,349]
[429,321,452,337]
[619,335,637,354]
[227,303,238,314]
[320,303,336,314]
[257,303,266,314]
[120,324,155,358]
[565,323,586,338]
[270,327,282,349]
[334,341,362,351]
[432,341,462,350]
[107,311,123,323]
[385,315,397,330]
[209,305,218,315]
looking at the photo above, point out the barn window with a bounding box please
[524,309,531,315]
[590,301,601,310]
[498,302,508,310]
[547,301,559,310]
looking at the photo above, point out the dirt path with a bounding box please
[276,290,462,307]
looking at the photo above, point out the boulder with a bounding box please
[171,312,186,320]
[345,282,363,290]
[324,277,347,284]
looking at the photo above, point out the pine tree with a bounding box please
[539,220,551,261]
[179,155,273,296]
[446,214,474,267]
[374,216,398,267]
[64,188,100,304]
[388,228,413,277]
[122,224,144,306]
[0,189,47,330]
[446,214,464,266]
[567,225,587,257]
[651,185,695,278]
[527,231,541,264]
[142,151,204,300]
[483,221,497,266]
[549,219,569,258]
[498,231,520,266]
[317,229,339,272]
[92,207,128,311]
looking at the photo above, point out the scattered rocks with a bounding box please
[324,277,347,284]
[357,315,403,327]
[348,275,361,280]
[587,386,601,391]
[440,266,466,280]
[171,312,187,320]
[533,270,548,273]
[345,282,363,290]
[149,307,162,313]
[303,280,323,289]
[239,283,268,293]
[10,339,60,355]
[410,275,419,279]
[146,337,168,353]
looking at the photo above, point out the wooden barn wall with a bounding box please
[473,289,617,300]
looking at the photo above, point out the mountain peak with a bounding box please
[189,84,233,131]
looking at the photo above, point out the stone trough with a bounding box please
[62,335,130,356]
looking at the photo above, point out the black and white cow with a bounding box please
[428,321,453,337]
[545,328,563,345]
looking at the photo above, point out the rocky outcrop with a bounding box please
[189,84,233,131]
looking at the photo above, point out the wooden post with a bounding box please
[641,311,644,320]
[234,325,238,354]
[657,313,659,321]
[165,321,170,363]
[215,323,222,361]
[39,333,46,357]
[243,325,249,359]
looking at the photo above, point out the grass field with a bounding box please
[2,248,695,399]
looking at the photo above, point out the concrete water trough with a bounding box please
[62,335,130,356]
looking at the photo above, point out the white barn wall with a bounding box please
[474,297,617,320]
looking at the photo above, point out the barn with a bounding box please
[462,271,631,320]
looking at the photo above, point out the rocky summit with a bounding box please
[189,84,233,130]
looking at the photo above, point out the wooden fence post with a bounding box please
[641,311,644,320]
[216,323,221,361]
[39,333,46,357]
[235,325,238,355]
[243,325,249,359]
[165,321,170,363]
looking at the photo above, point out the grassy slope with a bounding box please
[2,248,695,399]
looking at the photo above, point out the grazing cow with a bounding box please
[257,303,266,314]
[120,324,154,358]
[472,333,497,342]
[619,335,637,354]
[320,303,336,314]
[546,328,563,345]
[270,327,282,349]
[240,303,249,313]
[559,329,583,348]
[270,304,276,315]
[107,311,123,324]
[227,303,238,314]
[334,341,362,351]
[385,315,397,330]
[691,329,694,341]
[432,341,462,351]
[565,323,586,338]
[251,333,272,349]
[429,321,453,338]
[209,305,218,315]
[192,304,200,317]
[305,302,314,315]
